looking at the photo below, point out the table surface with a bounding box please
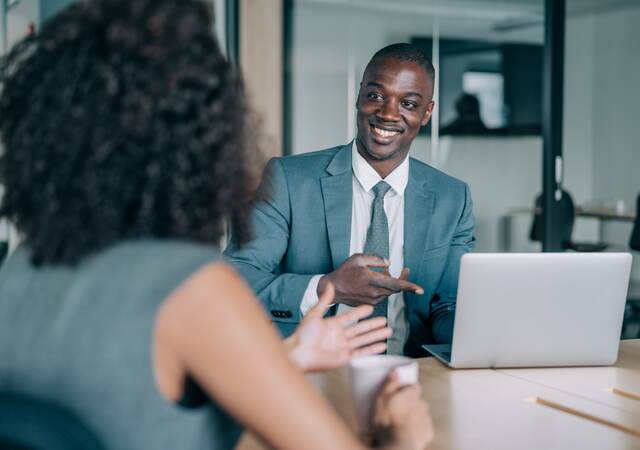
[236,340,640,450]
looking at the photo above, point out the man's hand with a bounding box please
[317,254,424,307]
[286,283,392,373]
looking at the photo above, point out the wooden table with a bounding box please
[237,340,640,450]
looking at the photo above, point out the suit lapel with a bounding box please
[404,159,435,280]
[321,144,353,269]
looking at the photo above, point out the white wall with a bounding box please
[5,0,39,49]
[562,7,640,213]
[417,136,544,253]
[591,8,640,210]
[562,7,640,256]
[563,14,596,206]
[588,7,640,280]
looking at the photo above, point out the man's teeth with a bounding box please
[373,126,399,138]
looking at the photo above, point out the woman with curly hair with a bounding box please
[0,1,433,449]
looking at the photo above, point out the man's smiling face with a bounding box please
[355,57,434,166]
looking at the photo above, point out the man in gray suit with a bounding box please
[225,43,475,357]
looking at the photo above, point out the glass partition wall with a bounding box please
[286,0,545,253]
[563,0,640,338]
[563,0,640,251]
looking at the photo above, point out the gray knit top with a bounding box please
[0,240,242,450]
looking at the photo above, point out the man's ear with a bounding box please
[355,82,363,110]
[421,101,435,126]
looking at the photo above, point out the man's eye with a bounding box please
[367,92,383,101]
[402,101,418,109]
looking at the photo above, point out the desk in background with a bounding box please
[237,340,640,450]
[502,205,636,252]
[507,205,636,223]
[576,205,636,223]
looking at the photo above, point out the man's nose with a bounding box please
[377,100,401,122]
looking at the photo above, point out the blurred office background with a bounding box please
[286,0,638,253]
[285,0,640,335]
[1,0,639,335]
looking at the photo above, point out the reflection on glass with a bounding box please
[441,93,490,135]
[412,38,542,136]
[462,72,504,129]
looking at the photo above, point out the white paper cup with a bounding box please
[349,355,419,432]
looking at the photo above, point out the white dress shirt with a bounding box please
[300,142,409,355]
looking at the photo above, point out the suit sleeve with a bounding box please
[429,183,475,343]
[223,158,313,327]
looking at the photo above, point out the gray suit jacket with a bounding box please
[224,143,475,357]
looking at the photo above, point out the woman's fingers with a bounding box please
[335,304,374,325]
[343,316,387,338]
[352,342,387,357]
[348,326,392,349]
[380,370,401,396]
[306,281,335,320]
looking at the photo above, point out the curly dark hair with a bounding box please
[0,0,260,265]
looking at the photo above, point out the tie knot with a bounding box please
[372,181,391,199]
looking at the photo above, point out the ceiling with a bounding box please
[296,0,640,37]
[296,0,640,21]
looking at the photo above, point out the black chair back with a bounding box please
[0,241,8,266]
[0,392,104,450]
[630,194,640,251]
[529,190,575,248]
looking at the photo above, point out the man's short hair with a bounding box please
[369,43,435,84]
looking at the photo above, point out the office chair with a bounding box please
[629,194,640,251]
[622,194,640,338]
[0,392,104,450]
[530,190,607,252]
[623,297,640,339]
[0,241,8,266]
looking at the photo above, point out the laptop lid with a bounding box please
[448,252,632,368]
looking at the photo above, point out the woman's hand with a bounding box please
[373,372,434,450]
[286,282,392,373]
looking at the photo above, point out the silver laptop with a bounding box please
[423,252,632,368]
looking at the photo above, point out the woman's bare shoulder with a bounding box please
[152,261,254,402]
[156,261,253,332]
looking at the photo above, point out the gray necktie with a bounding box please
[363,181,392,321]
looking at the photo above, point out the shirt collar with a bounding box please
[351,141,409,196]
